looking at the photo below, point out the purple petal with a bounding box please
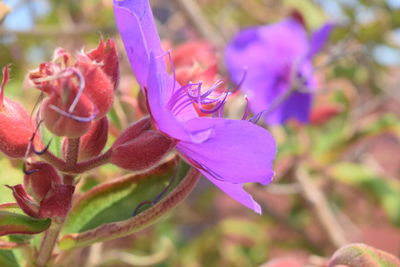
[226,18,308,86]
[206,175,262,214]
[226,18,318,125]
[113,0,165,87]
[308,23,334,58]
[265,90,313,124]
[177,117,276,184]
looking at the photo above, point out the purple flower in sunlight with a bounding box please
[113,0,276,214]
[225,15,333,125]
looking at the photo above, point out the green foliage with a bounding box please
[0,250,20,267]
[330,163,400,226]
[329,243,400,267]
[63,161,179,234]
[0,211,51,236]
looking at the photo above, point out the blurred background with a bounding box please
[0,0,399,266]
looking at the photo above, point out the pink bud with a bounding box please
[41,79,95,138]
[62,116,109,161]
[24,162,62,202]
[0,66,37,158]
[76,57,114,119]
[7,184,40,218]
[39,184,75,218]
[86,39,120,91]
[110,117,175,171]
[310,105,342,125]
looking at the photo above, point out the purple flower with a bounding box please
[225,17,333,125]
[113,0,276,214]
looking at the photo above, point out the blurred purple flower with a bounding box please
[113,0,276,213]
[226,17,333,125]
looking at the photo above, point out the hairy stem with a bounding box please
[36,138,80,267]
[40,148,112,175]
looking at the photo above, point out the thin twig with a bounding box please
[173,0,225,48]
[295,167,348,249]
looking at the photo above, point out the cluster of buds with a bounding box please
[0,39,120,220]
[7,162,74,218]
[28,39,117,138]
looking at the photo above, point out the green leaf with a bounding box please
[329,163,400,226]
[0,250,20,267]
[0,211,51,236]
[59,166,200,250]
[329,243,400,267]
[63,160,185,234]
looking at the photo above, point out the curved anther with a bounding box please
[231,66,247,92]
[32,139,52,155]
[22,163,39,175]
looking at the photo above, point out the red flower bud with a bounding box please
[110,117,175,171]
[7,184,40,218]
[173,41,217,67]
[9,161,74,219]
[62,116,109,161]
[76,56,114,119]
[38,184,75,218]
[24,162,62,202]
[86,39,119,91]
[41,79,95,138]
[310,105,342,125]
[0,66,37,158]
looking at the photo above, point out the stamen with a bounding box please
[248,111,262,124]
[241,96,250,120]
[231,66,247,92]
[49,105,96,122]
[217,101,225,117]
[167,82,200,110]
[198,92,229,114]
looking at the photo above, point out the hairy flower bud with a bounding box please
[41,79,95,138]
[9,161,74,219]
[62,116,109,161]
[24,162,62,202]
[76,57,114,119]
[38,184,75,218]
[0,66,37,158]
[86,39,120,91]
[110,117,175,171]
[7,184,40,218]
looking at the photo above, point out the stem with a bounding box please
[36,218,64,267]
[173,0,225,48]
[40,148,112,175]
[36,138,80,267]
[295,167,348,249]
